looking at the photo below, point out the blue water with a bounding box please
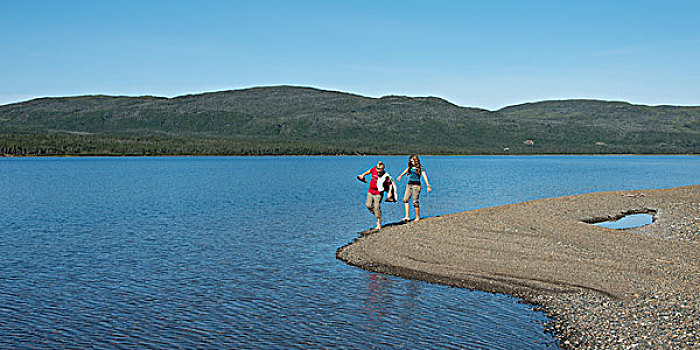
[594,213,654,229]
[1,155,698,349]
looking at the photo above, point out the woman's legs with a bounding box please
[403,185,421,221]
[402,186,412,221]
[412,185,421,221]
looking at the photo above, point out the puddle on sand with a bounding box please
[593,213,654,229]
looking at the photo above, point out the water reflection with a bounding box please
[361,273,392,331]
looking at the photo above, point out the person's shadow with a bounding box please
[359,215,441,236]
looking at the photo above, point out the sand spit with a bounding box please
[337,185,699,349]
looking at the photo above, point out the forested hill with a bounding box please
[1,86,698,155]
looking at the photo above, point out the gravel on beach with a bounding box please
[337,185,700,349]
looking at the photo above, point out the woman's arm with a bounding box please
[422,171,432,192]
[396,167,409,181]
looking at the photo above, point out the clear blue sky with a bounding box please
[2,0,699,110]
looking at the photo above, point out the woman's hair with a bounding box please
[408,154,421,173]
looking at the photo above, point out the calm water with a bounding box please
[1,155,698,349]
[593,213,654,229]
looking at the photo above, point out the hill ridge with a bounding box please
[5,85,699,111]
[1,85,698,155]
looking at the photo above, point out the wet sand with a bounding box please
[337,185,699,349]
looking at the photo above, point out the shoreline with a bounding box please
[2,153,698,158]
[336,185,699,349]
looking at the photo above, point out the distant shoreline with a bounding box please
[2,153,698,158]
[337,185,699,349]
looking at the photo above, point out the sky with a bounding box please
[1,0,699,110]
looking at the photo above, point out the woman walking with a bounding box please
[396,154,432,222]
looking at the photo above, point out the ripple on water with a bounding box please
[4,156,697,348]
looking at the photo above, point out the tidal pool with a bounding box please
[593,213,654,229]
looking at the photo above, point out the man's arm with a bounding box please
[357,168,372,182]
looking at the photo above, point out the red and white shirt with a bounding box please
[368,167,380,195]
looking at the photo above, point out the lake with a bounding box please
[1,155,698,349]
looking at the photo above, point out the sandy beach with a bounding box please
[337,185,699,349]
